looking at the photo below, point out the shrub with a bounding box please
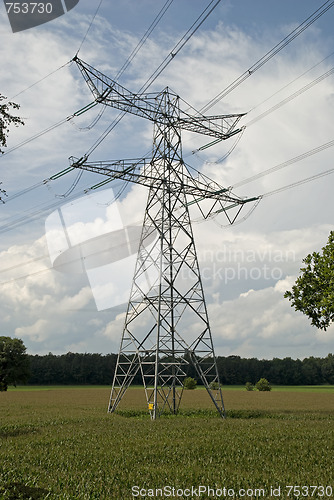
[183,377,197,390]
[245,382,254,391]
[255,378,272,391]
[209,381,220,390]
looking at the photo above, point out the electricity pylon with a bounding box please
[71,56,259,419]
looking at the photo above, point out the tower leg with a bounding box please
[108,180,225,418]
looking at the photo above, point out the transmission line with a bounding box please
[262,167,334,198]
[7,60,73,101]
[72,0,174,132]
[3,1,333,241]
[1,1,220,162]
[83,0,223,158]
[114,0,174,82]
[0,173,130,234]
[2,156,334,284]
[247,50,334,116]
[233,138,334,189]
[200,0,334,114]
[0,117,72,157]
[2,150,334,279]
[139,0,222,91]
[76,0,104,56]
[245,65,334,127]
[2,116,332,233]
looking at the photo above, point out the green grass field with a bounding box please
[0,386,334,499]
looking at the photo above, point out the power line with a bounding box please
[2,159,333,285]
[3,124,334,233]
[247,50,334,116]
[114,0,174,82]
[83,0,223,158]
[76,0,104,56]
[7,61,73,101]
[245,65,334,127]
[1,1,220,162]
[200,0,334,114]
[3,158,334,284]
[1,144,334,279]
[0,117,72,157]
[139,0,222,91]
[0,174,131,234]
[2,1,172,141]
[234,138,334,189]
[72,0,174,132]
[3,2,334,238]
[263,166,334,198]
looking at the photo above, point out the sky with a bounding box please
[0,0,334,360]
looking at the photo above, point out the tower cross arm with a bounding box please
[176,113,246,140]
[73,57,245,139]
[70,156,261,215]
[73,56,165,123]
[69,156,154,187]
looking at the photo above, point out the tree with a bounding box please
[0,93,25,201]
[255,378,271,391]
[0,337,30,391]
[321,353,334,384]
[183,377,197,390]
[284,231,334,331]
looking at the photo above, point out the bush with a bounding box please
[209,381,220,390]
[245,382,254,391]
[255,378,271,391]
[183,377,197,390]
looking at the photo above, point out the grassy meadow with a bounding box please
[0,386,333,499]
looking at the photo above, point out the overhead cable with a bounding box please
[262,167,334,198]
[234,138,334,188]
[1,117,71,157]
[73,0,174,132]
[139,0,222,91]
[84,0,222,157]
[245,65,334,127]
[200,0,334,114]
[114,0,174,82]
[7,60,72,101]
[247,49,334,116]
[76,0,104,56]
[0,176,128,234]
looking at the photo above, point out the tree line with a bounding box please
[26,352,334,386]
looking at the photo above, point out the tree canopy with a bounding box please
[25,352,334,386]
[0,93,25,201]
[284,231,334,331]
[0,337,30,391]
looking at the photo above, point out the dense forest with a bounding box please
[27,352,334,386]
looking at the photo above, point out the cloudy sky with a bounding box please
[0,0,334,360]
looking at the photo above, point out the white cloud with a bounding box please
[1,4,333,359]
[100,314,126,341]
[15,319,49,342]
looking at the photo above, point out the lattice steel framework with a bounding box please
[71,56,259,419]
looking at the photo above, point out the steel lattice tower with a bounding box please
[71,56,259,419]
